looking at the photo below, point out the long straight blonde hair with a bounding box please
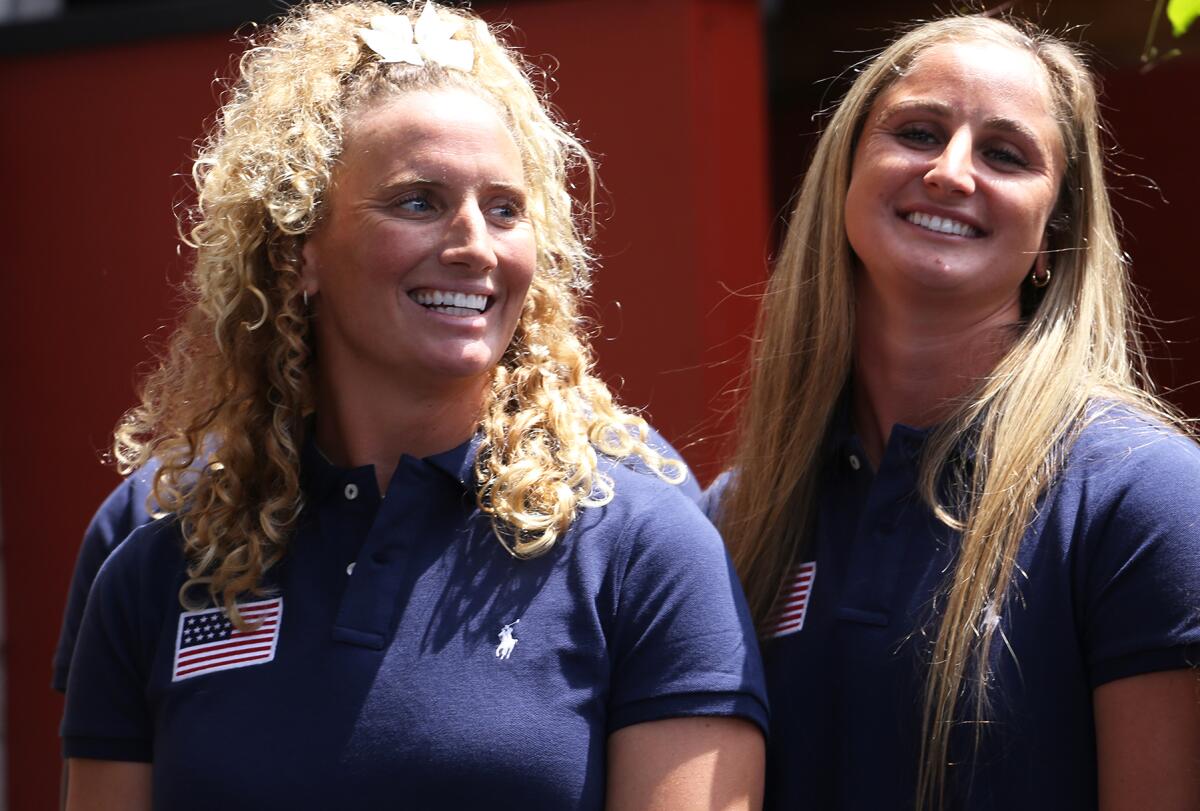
[719,15,1186,809]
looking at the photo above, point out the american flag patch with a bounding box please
[172,597,283,681]
[765,562,816,638]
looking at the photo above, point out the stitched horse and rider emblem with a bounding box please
[495,619,520,659]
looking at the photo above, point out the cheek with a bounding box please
[843,180,875,259]
[1000,190,1057,248]
[366,231,424,275]
[843,153,894,250]
[504,235,538,298]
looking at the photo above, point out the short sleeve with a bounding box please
[1079,428,1200,687]
[61,521,177,762]
[52,470,156,692]
[605,495,768,735]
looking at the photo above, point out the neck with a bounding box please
[852,275,1020,466]
[314,360,488,495]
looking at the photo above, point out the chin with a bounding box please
[886,255,977,287]
[425,347,504,382]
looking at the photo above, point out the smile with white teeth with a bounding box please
[905,211,980,238]
[410,289,490,317]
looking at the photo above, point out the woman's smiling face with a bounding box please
[301,87,536,392]
[844,39,1065,315]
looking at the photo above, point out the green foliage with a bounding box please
[1168,0,1200,36]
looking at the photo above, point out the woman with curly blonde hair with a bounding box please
[709,13,1200,811]
[60,3,766,808]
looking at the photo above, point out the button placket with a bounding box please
[838,435,919,622]
[332,459,434,649]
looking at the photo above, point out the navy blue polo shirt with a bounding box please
[704,406,1200,809]
[52,427,699,693]
[62,435,763,809]
[53,462,161,693]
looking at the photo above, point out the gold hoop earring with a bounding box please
[1031,267,1051,288]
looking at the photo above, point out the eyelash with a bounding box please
[393,192,434,213]
[896,126,938,146]
[490,199,525,221]
[391,192,525,219]
[893,126,1028,168]
[983,146,1027,167]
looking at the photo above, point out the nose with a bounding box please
[440,200,497,273]
[924,128,975,196]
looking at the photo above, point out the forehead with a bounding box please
[340,88,524,182]
[873,39,1060,134]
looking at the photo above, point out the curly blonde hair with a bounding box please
[718,14,1190,810]
[115,0,683,621]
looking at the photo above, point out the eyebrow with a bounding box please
[486,181,527,196]
[876,99,1042,144]
[375,176,527,196]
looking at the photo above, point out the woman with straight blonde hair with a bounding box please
[60,3,766,808]
[710,13,1200,810]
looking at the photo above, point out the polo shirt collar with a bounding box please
[826,392,933,470]
[300,427,480,502]
[424,433,482,489]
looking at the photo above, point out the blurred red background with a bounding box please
[1,0,1196,807]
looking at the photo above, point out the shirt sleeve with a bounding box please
[605,491,768,735]
[61,520,177,762]
[1078,426,1200,687]
[52,470,156,692]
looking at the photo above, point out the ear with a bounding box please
[299,238,321,298]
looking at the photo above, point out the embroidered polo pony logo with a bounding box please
[495,619,520,659]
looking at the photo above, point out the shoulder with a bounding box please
[566,457,734,591]
[85,460,161,554]
[603,459,718,542]
[698,470,733,525]
[601,423,703,504]
[67,515,188,688]
[593,463,748,626]
[590,462,767,734]
[90,513,188,605]
[1050,404,1200,684]
[1063,404,1200,520]
[643,423,703,503]
[1070,404,1200,469]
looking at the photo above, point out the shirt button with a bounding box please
[848,454,861,471]
[346,562,356,576]
[344,483,359,500]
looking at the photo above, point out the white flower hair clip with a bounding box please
[358,2,474,72]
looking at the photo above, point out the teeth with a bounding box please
[906,211,978,237]
[411,289,488,313]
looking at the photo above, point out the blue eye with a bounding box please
[394,193,434,213]
[984,146,1028,167]
[896,126,939,145]
[489,199,525,222]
